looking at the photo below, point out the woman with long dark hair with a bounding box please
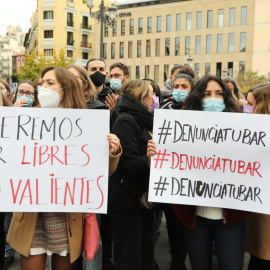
[148,75,250,270]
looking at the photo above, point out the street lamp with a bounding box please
[87,0,117,58]
[187,55,193,68]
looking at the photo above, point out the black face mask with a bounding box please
[90,71,106,87]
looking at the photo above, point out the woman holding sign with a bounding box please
[109,79,156,270]
[245,83,270,270]
[148,75,250,270]
[7,66,122,270]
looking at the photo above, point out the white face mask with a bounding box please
[38,87,63,108]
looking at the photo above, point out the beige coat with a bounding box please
[7,150,121,263]
[246,213,270,260]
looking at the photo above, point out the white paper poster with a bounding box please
[149,109,270,214]
[0,107,109,213]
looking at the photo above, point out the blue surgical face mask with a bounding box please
[172,89,189,102]
[16,95,33,107]
[202,98,225,112]
[110,79,122,91]
[37,86,41,93]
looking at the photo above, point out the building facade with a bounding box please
[94,0,270,84]
[0,26,25,83]
[25,0,112,67]
[12,53,26,74]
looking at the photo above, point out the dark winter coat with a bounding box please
[108,94,153,213]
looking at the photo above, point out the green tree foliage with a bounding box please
[235,70,268,92]
[17,49,75,81]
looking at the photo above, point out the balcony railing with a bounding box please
[1,58,10,62]
[80,42,92,49]
[67,20,74,27]
[80,24,92,31]
[67,39,74,46]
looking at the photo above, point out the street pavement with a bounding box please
[9,215,249,270]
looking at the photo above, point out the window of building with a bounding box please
[145,65,150,79]
[218,9,224,27]
[113,21,117,36]
[44,49,53,56]
[186,13,191,30]
[44,11,53,20]
[175,37,180,56]
[216,62,222,77]
[121,20,125,36]
[67,50,73,58]
[82,16,88,28]
[138,18,143,34]
[44,30,53,38]
[228,62,233,77]
[185,36,190,55]
[157,16,162,32]
[217,34,223,54]
[67,13,73,27]
[136,66,140,79]
[130,19,134,35]
[167,15,171,32]
[103,43,107,59]
[154,65,159,82]
[196,12,202,29]
[111,43,115,59]
[67,32,73,45]
[206,35,211,54]
[164,64,169,82]
[194,63,200,81]
[240,32,246,52]
[229,8,235,26]
[104,25,108,37]
[241,7,247,25]
[128,41,133,58]
[207,10,213,28]
[205,63,211,74]
[155,39,160,56]
[165,38,170,56]
[120,42,124,58]
[176,14,181,31]
[148,17,152,33]
[239,61,245,75]
[195,36,201,55]
[82,34,88,45]
[146,40,151,57]
[228,33,234,53]
[127,66,131,76]
[82,52,88,60]
[137,40,142,57]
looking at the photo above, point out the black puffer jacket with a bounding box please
[109,94,153,213]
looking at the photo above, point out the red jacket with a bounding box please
[173,204,252,230]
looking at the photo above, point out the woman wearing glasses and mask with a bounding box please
[13,80,39,107]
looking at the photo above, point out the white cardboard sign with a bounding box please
[0,107,109,213]
[148,109,270,214]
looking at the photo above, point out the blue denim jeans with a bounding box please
[184,216,246,270]
[85,214,102,270]
[4,212,15,258]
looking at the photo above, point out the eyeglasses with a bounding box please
[17,90,34,97]
[110,73,124,79]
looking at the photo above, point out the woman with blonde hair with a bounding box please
[245,83,270,269]
[109,79,156,270]
[0,79,12,101]
[7,66,121,270]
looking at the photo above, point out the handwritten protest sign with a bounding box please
[148,109,270,214]
[0,107,109,213]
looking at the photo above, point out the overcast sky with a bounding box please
[0,0,127,35]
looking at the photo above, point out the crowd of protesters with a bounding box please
[0,58,270,270]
